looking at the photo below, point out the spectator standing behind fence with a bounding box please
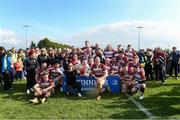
[169,47,180,79]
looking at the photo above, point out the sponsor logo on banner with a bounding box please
[62,75,121,93]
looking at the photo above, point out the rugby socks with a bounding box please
[140,87,145,95]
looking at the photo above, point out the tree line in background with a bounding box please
[30,37,72,49]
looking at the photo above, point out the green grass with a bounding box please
[0,78,179,119]
[133,78,180,119]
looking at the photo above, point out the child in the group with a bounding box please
[14,57,24,81]
[29,71,54,104]
[131,65,146,100]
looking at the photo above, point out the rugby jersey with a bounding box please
[91,63,107,77]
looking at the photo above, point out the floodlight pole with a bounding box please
[23,25,30,49]
[137,26,143,50]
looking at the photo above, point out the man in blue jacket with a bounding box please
[169,47,180,79]
[0,47,13,90]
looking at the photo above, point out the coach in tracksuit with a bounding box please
[169,47,180,79]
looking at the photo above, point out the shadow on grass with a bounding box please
[108,109,148,119]
[0,81,33,102]
[103,96,148,119]
[136,85,180,118]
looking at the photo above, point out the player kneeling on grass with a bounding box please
[90,56,108,101]
[49,60,64,92]
[29,71,55,104]
[131,65,146,100]
[120,64,134,94]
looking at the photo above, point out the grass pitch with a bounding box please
[0,77,179,119]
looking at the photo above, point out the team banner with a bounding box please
[62,75,121,93]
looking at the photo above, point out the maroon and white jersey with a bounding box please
[152,52,166,65]
[91,63,107,77]
[110,62,120,74]
[120,70,133,79]
[114,51,120,57]
[103,50,114,59]
[35,67,49,84]
[48,66,61,79]
[104,64,111,75]
[133,70,146,83]
[132,63,141,68]
[116,56,128,67]
[83,49,94,60]
[125,49,136,64]
[39,78,53,89]
[70,59,80,65]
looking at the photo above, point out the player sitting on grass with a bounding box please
[35,62,49,84]
[120,64,134,94]
[131,65,146,100]
[29,71,54,104]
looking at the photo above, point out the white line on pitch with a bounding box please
[125,94,156,119]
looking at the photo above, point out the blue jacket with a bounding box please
[0,54,7,73]
[6,55,12,72]
[171,51,180,64]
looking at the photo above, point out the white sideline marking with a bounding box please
[125,94,155,119]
